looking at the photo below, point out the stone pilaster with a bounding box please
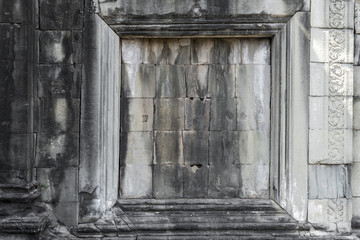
[309,0,354,233]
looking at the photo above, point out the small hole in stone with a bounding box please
[200,97,205,101]
[189,97,194,100]
[190,164,202,168]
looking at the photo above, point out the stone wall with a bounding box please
[2,0,360,238]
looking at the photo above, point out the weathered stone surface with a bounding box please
[355,35,360,66]
[210,98,236,131]
[191,39,215,64]
[240,39,270,65]
[153,165,183,198]
[309,97,328,130]
[120,164,152,198]
[310,28,354,64]
[72,30,83,64]
[309,129,352,164]
[353,197,360,224]
[354,130,360,163]
[209,131,237,165]
[236,64,270,131]
[54,202,79,227]
[208,164,240,198]
[38,65,80,98]
[212,39,241,64]
[37,167,78,203]
[0,97,31,133]
[183,164,209,198]
[183,131,208,165]
[308,199,352,232]
[355,66,360,96]
[352,162,360,197]
[0,60,28,97]
[184,98,210,131]
[160,38,191,65]
[122,39,145,64]
[185,65,209,98]
[154,98,184,131]
[208,65,235,98]
[311,0,354,29]
[0,133,31,170]
[35,133,79,168]
[39,0,84,29]
[37,98,80,134]
[155,131,183,165]
[39,31,72,64]
[121,64,155,98]
[0,0,27,23]
[120,98,153,132]
[155,65,186,98]
[120,132,153,165]
[354,97,360,130]
[240,164,269,199]
[0,24,27,61]
[235,131,269,166]
[310,63,329,96]
[309,165,351,199]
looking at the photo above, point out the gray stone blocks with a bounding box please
[184,98,210,131]
[120,164,152,198]
[208,65,235,98]
[122,64,155,98]
[183,164,209,198]
[155,131,184,165]
[154,98,184,131]
[35,133,79,168]
[208,164,240,198]
[38,64,80,98]
[0,133,31,170]
[39,0,84,30]
[121,98,153,132]
[236,64,271,131]
[309,165,351,199]
[185,65,209,97]
[153,164,183,198]
[156,65,186,97]
[39,31,72,64]
[183,131,208,165]
[120,132,153,166]
[210,98,236,131]
[240,39,271,65]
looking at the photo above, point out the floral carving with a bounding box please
[327,199,345,222]
[329,0,346,28]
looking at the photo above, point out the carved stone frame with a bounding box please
[79,2,310,224]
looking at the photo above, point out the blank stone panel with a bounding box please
[153,165,183,198]
[155,65,186,98]
[121,39,145,64]
[208,65,236,98]
[185,65,209,98]
[208,164,240,198]
[209,131,237,166]
[309,165,351,199]
[144,39,191,65]
[239,164,269,199]
[185,98,210,131]
[210,98,237,131]
[155,131,184,165]
[120,164,152,198]
[212,39,241,64]
[183,164,209,198]
[122,64,155,98]
[236,64,271,131]
[183,131,208,165]
[120,98,153,132]
[240,39,271,65]
[191,39,215,64]
[235,131,269,166]
[154,98,185,131]
[120,132,153,166]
